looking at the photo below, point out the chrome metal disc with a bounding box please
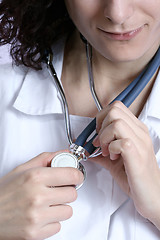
[51,152,86,190]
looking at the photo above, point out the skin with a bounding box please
[64,0,160,230]
[1,0,160,239]
[65,0,160,63]
[92,101,160,228]
[0,152,84,240]
[63,0,160,117]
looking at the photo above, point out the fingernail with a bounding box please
[110,153,120,160]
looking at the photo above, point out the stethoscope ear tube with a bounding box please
[122,47,160,107]
[46,43,160,157]
[47,41,160,190]
[75,46,160,155]
[75,118,96,146]
[46,50,73,146]
[114,47,160,107]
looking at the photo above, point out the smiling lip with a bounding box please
[99,26,143,41]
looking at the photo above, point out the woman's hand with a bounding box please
[0,152,83,240]
[92,101,160,228]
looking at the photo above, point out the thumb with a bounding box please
[15,150,69,172]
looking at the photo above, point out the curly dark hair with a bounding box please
[0,0,74,69]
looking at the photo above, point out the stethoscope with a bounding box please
[45,37,160,189]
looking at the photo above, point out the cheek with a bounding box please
[64,0,101,30]
[144,3,160,42]
[140,0,160,29]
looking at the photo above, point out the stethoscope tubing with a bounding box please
[46,42,160,156]
[46,52,73,146]
[75,46,160,154]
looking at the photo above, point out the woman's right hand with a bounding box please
[0,152,84,240]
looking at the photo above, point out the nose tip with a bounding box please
[104,0,134,25]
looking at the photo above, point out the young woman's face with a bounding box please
[65,0,160,62]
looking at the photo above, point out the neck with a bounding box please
[92,41,159,85]
[62,30,159,117]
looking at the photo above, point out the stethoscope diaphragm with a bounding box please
[51,152,86,190]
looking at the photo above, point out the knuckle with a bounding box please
[29,194,43,208]
[26,208,39,225]
[112,118,124,129]
[111,100,123,109]
[121,138,133,150]
[108,106,119,119]
[24,169,41,184]
[39,151,52,159]
[100,136,108,148]
[23,170,35,183]
[106,107,120,125]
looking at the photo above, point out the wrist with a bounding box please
[146,204,160,230]
[142,175,160,230]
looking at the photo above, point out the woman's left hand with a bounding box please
[92,101,160,228]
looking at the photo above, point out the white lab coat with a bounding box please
[0,37,160,240]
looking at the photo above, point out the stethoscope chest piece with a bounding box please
[51,152,86,190]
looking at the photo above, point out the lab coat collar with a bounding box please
[13,36,66,115]
[143,70,160,119]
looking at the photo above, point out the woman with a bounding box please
[0,0,160,239]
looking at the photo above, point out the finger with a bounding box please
[24,167,84,188]
[24,204,72,231]
[39,223,61,240]
[96,101,146,133]
[25,222,61,240]
[110,153,120,160]
[24,222,61,240]
[46,186,78,206]
[112,101,142,125]
[108,138,140,179]
[43,204,73,224]
[99,105,145,139]
[47,167,84,187]
[89,154,130,196]
[98,119,139,156]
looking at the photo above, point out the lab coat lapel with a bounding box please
[110,180,129,216]
[13,37,66,115]
[13,65,63,115]
[139,70,160,164]
[144,70,160,120]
